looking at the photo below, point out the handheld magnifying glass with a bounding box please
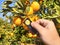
[24,18,39,35]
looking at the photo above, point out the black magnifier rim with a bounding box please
[24,18,32,26]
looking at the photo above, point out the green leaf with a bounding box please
[42,14,60,19]
[20,0,26,4]
[21,35,27,43]
[12,8,19,13]
[17,0,23,8]
[56,17,60,23]
[55,0,60,6]
[54,3,60,15]
[2,5,8,9]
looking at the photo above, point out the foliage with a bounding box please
[0,0,60,45]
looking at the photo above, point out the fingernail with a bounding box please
[31,22,35,26]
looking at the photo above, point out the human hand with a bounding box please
[31,19,60,45]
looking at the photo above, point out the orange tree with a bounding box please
[0,0,60,45]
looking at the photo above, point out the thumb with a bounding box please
[31,22,46,34]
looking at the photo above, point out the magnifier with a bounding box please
[24,18,39,35]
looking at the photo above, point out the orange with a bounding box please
[31,1,40,11]
[22,23,29,30]
[28,33,33,38]
[28,15,39,22]
[32,34,37,38]
[56,23,60,28]
[26,7,33,15]
[13,17,21,26]
[14,18,21,26]
[28,33,37,38]
[13,16,18,22]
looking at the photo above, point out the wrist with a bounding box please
[50,37,60,45]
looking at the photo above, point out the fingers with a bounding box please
[36,19,50,24]
[36,19,56,31]
[36,19,53,27]
[31,22,46,34]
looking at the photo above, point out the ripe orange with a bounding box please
[56,23,60,28]
[28,15,39,22]
[31,1,40,11]
[22,23,29,30]
[28,33,37,38]
[32,34,37,38]
[13,17,21,26]
[26,7,33,15]
[28,33,33,38]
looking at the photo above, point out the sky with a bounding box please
[0,0,15,19]
[0,0,14,22]
[0,0,5,18]
[0,0,4,9]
